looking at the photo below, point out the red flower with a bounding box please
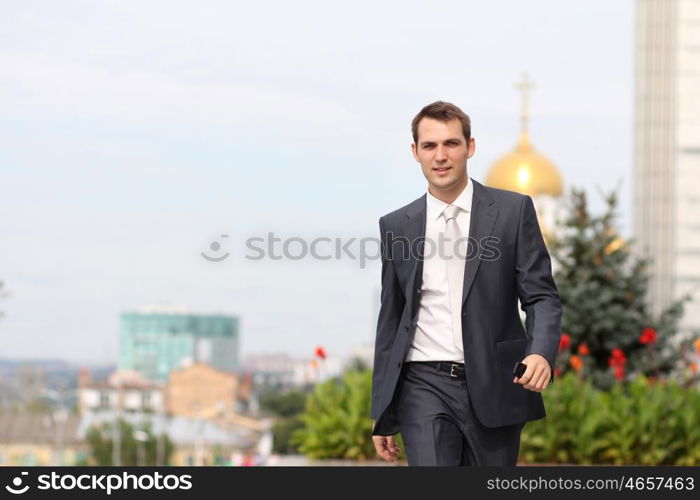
[558,333,571,352]
[577,342,590,356]
[639,327,657,345]
[569,355,584,372]
[554,368,561,377]
[314,346,327,359]
[608,348,627,368]
[614,365,625,381]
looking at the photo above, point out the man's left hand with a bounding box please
[513,354,551,392]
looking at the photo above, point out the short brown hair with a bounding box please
[411,101,471,144]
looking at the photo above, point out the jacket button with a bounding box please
[397,361,402,368]
[416,288,421,294]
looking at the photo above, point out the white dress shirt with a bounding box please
[405,179,474,363]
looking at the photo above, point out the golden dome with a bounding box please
[485,131,563,197]
[485,73,563,198]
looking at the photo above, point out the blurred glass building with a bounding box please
[634,0,700,331]
[118,308,240,382]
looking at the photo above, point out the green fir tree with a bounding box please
[550,187,690,389]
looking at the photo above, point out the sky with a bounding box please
[0,0,635,364]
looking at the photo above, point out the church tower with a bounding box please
[485,74,564,245]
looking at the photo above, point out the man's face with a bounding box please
[411,117,475,193]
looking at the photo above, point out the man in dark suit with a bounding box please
[370,101,562,466]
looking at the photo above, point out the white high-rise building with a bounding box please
[634,0,700,331]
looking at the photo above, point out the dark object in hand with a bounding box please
[513,362,527,378]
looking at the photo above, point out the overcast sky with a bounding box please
[0,0,634,364]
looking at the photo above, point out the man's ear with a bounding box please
[467,137,476,159]
[410,142,419,162]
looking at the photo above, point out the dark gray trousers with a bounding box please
[396,361,525,466]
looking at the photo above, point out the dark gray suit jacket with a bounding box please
[371,178,562,435]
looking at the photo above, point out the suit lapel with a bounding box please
[462,179,498,305]
[401,194,427,292]
[398,182,497,306]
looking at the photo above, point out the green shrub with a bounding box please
[293,368,700,464]
[292,369,405,461]
[521,372,700,464]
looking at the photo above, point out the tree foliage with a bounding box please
[550,188,691,388]
[84,419,173,466]
[292,369,405,460]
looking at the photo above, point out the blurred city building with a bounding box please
[78,369,165,414]
[0,411,84,466]
[74,362,266,465]
[243,352,343,388]
[167,362,251,417]
[634,0,700,332]
[76,411,265,466]
[118,306,240,382]
[242,353,297,388]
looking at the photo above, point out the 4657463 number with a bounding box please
[623,476,694,491]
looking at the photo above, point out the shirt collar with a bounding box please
[426,178,473,221]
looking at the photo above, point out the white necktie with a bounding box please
[442,205,465,352]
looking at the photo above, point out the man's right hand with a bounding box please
[372,434,400,463]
